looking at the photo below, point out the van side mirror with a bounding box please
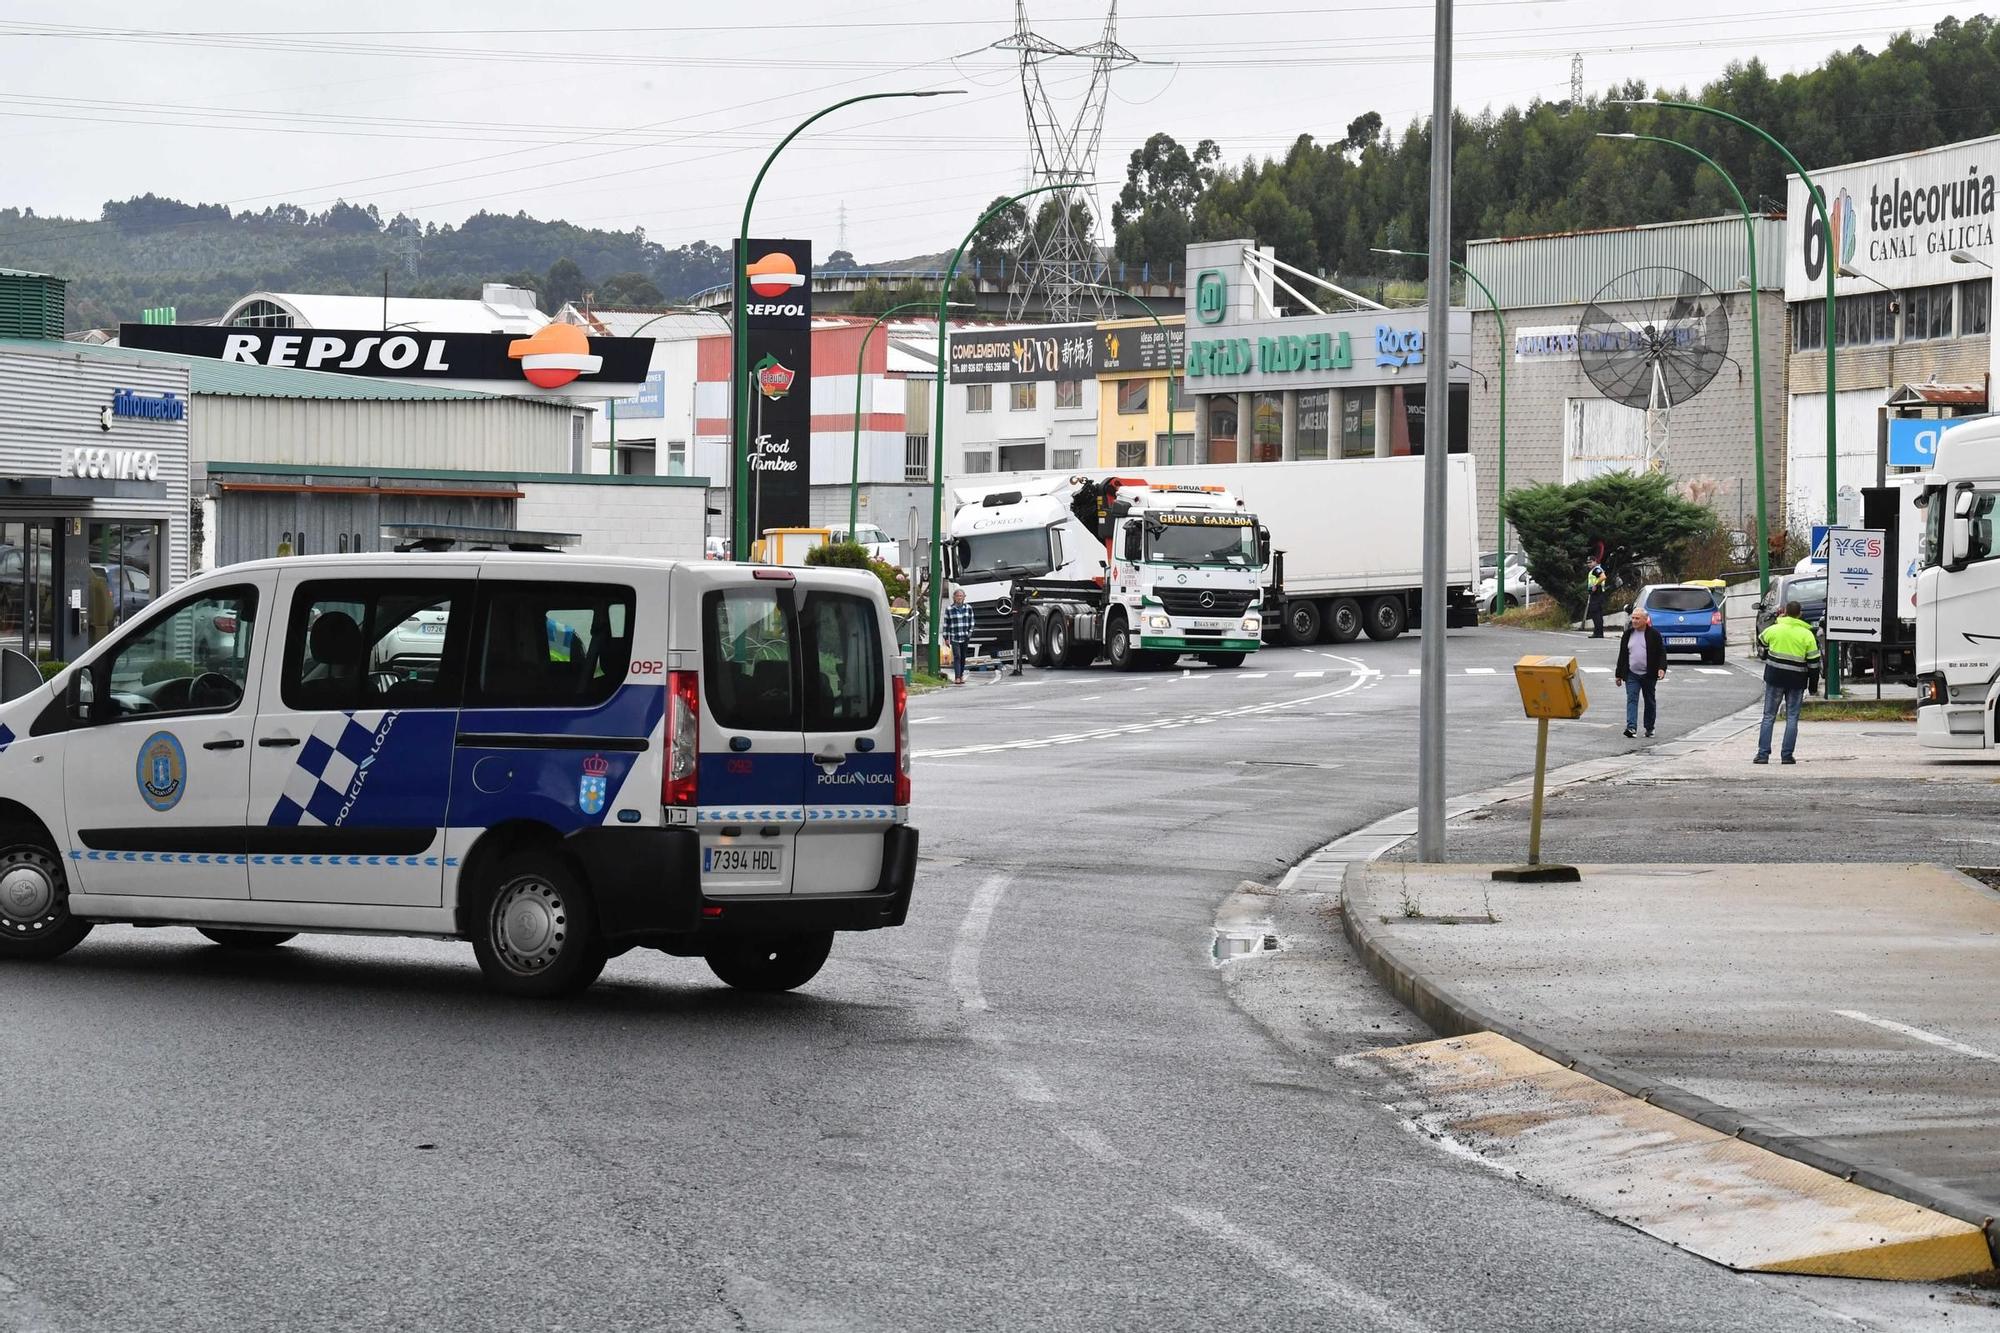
[1257,526,1272,568]
[67,667,95,721]
[1121,524,1142,562]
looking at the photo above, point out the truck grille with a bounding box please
[1156,587,1255,618]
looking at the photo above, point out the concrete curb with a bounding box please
[1290,705,2000,1263]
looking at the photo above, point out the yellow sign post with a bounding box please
[1494,655,1587,883]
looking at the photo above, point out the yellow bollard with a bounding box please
[1493,655,1587,883]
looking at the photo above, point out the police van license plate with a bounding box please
[1667,636,1697,646]
[704,847,783,875]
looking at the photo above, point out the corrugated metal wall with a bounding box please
[0,345,191,589]
[193,396,577,473]
[1467,217,1787,311]
[214,478,514,567]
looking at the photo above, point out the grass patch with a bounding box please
[1799,699,1916,722]
[1487,600,1575,631]
[907,670,951,696]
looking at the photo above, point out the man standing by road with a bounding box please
[943,587,975,685]
[1585,560,1609,637]
[1614,607,1667,739]
[1755,599,1822,765]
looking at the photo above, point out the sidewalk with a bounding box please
[1342,718,2000,1250]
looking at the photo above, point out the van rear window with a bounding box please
[801,591,883,730]
[704,588,797,731]
[467,582,634,709]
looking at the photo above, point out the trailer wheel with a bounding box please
[1023,611,1051,668]
[1106,611,1141,672]
[1363,596,1406,641]
[1326,598,1362,643]
[1283,599,1321,646]
[1050,611,1091,668]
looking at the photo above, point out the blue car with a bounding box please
[1637,582,1727,664]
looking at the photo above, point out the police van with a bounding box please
[0,553,917,997]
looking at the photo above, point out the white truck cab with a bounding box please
[0,552,917,995]
[1915,418,2000,748]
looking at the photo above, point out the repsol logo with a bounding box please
[222,332,451,372]
[743,302,806,317]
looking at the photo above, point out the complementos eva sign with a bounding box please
[1785,137,2000,298]
[119,323,651,390]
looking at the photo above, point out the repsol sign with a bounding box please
[119,322,653,387]
[742,301,807,318]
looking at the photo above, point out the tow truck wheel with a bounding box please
[1202,652,1248,669]
[1047,610,1074,667]
[470,852,607,998]
[705,931,834,992]
[1106,612,1141,671]
[1363,596,1406,641]
[1326,598,1362,643]
[0,825,91,961]
[1284,599,1321,646]
[1023,612,1051,668]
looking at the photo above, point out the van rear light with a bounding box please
[213,614,237,633]
[1710,611,1724,625]
[664,670,699,806]
[893,675,911,805]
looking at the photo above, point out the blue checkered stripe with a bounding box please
[70,850,452,868]
[267,710,391,828]
[695,806,889,824]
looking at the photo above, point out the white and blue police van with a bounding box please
[0,553,917,996]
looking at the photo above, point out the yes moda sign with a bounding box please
[735,238,812,532]
[1825,527,1888,643]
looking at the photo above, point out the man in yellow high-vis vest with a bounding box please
[1755,601,1822,765]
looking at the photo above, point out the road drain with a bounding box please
[1212,927,1282,963]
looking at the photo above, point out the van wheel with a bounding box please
[1326,598,1362,643]
[1364,596,1406,640]
[0,826,90,961]
[1106,612,1141,671]
[197,928,297,949]
[470,853,606,997]
[705,931,834,992]
[1284,599,1321,646]
[1023,612,1051,668]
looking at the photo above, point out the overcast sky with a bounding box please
[0,1,1968,262]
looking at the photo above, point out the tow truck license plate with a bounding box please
[704,847,783,874]
[1195,619,1227,630]
[1667,636,1698,646]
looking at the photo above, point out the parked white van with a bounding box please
[0,553,917,997]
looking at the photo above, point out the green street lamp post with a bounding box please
[732,89,962,559]
[1074,280,1185,461]
[848,299,971,537]
[925,181,1093,676]
[1599,132,1772,600]
[1374,247,1509,613]
[1617,96,1838,693]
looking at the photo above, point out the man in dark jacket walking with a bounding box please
[1614,608,1668,738]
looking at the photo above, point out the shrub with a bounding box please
[35,660,66,681]
[1503,472,1718,619]
[806,540,910,603]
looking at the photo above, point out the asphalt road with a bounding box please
[1,627,1979,1331]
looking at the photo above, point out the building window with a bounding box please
[666,440,688,477]
[1207,397,1239,465]
[1340,391,1376,458]
[905,434,930,482]
[998,441,1046,472]
[1055,379,1082,410]
[1905,286,1953,343]
[1792,302,1824,353]
[571,414,587,471]
[1252,393,1282,462]
[1010,382,1037,412]
[1296,390,1330,461]
[1962,280,1992,337]
[617,442,657,476]
[1052,448,1082,469]
[967,384,992,413]
[963,450,993,474]
[1168,376,1187,414]
[1155,433,1194,465]
[1116,440,1146,468]
[228,299,293,329]
[1116,379,1149,415]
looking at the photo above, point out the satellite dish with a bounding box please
[1577,266,1730,473]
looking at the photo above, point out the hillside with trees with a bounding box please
[0,197,733,331]
[1110,16,2000,286]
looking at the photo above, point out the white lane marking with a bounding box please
[916,668,1375,759]
[1405,668,1421,675]
[1239,672,1268,679]
[1583,667,1612,674]
[1834,1010,2000,1064]
[1465,667,1497,675]
[948,875,1011,1013]
[1294,670,1326,678]
[1000,1067,1056,1103]
[1057,1125,1129,1164]
[1697,667,1731,675]
[1077,694,1102,701]
[1166,1206,1432,1333]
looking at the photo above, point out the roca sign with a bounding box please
[61,447,162,481]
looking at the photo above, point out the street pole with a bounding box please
[1620,97,1837,693]
[733,89,962,560]
[1598,133,1770,599]
[1374,247,1506,613]
[850,299,971,539]
[1076,281,1182,459]
[926,182,1088,676]
[1417,0,1454,861]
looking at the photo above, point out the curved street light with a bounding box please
[848,299,972,536]
[598,307,698,477]
[1598,132,1772,599]
[732,89,965,556]
[925,181,1103,675]
[1613,96,1840,694]
[1373,246,1510,613]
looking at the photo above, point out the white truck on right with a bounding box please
[1915,418,2000,748]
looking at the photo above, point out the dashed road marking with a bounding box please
[1697,667,1732,675]
[948,875,1011,1013]
[1166,1206,1433,1332]
[1295,670,1326,678]
[1834,1010,2000,1064]
[1465,667,1497,675]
